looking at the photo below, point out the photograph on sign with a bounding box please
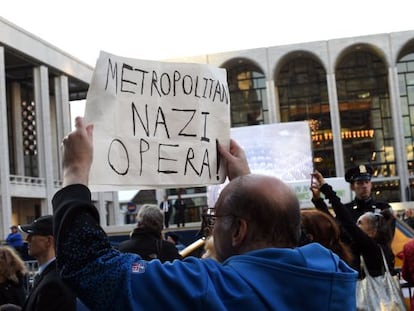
[208,122,314,207]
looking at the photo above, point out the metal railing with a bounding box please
[9,175,45,187]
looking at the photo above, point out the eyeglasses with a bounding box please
[206,215,236,226]
[203,208,235,227]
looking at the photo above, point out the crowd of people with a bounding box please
[1,215,76,311]
[310,168,396,278]
[46,117,357,310]
[3,115,414,310]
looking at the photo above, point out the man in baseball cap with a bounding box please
[19,215,53,236]
[19,215,75,311]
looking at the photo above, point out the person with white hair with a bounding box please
[118,205,182,262]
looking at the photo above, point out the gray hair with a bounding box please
[136,204,163,233]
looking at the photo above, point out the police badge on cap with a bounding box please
[345,165,373,183]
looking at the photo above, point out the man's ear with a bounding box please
[46,235,55,247]
[232,218,248,247]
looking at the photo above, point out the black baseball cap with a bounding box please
[345,165,373,183]
[18,215,53,236]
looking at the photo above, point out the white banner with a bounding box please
[286,177,352,209]
[84,51,230,190]
[208,122,316,207]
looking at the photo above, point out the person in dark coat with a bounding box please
[311,170,395,278]
[118,205,182,262]
[0,246,27,308]
[343,165,393,222]
[165,232,186,252]
[19,215,76,311]
[174,193,186,227]
[52,118,357,310]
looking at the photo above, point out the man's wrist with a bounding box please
[62,168,89,187]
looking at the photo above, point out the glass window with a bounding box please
[166,187,207,223]
[276,56,334,176]
[398,51,414,177]
[397,62,407,72]
[408,86,414,104]
[336,50,396,180]
[166,187,206,196]
[225,59,267,127]
[408,179,414,201]
[20,84,39,177]
[6,81,15,174]
[373,180,400,202]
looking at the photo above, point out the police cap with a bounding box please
[345,165,373,183]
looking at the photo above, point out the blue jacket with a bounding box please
[6,232,24,247]
[53,184,357,311]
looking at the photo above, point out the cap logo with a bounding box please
[131,262,146,273]
[359,165,367,174]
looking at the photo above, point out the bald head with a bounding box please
[214,174,301,260]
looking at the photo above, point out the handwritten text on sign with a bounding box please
[84,51,230,190]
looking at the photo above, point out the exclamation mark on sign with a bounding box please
[216,139,221,181]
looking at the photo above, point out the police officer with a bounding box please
[344,164,392,221]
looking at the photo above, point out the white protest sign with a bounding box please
[207,122,315,208]
[286,177,352,209]
[84,51,230,190]
[207,122,353,209]
[229,122,313,180]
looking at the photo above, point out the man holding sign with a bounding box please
[53,113,357,310]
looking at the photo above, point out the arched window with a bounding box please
[276,55,333,176]
[225,59,267,127]
[397,41,414,199]
[336,48,399,202]
[336,49,395,174]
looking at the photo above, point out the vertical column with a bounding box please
[155,189,164,204]
[11,82,24,175]
[266,79,278,123]
[98,193,107,228]
[0,46,13,238]
[54,75,70,181]
[326,72,345,177]
[33,66,54,214]
[112,193,121,225]
[388,66,408,200]
[106,195,115,226]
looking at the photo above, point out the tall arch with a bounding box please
[396,39,414,200]
[335,45,399,201]
[275,52,332,175]
[222,58,267,127]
